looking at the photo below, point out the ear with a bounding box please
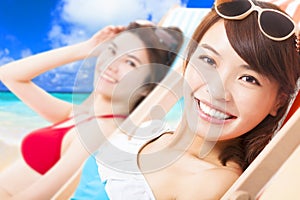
[269,93,286,117]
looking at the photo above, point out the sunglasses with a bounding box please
[214,0,297,41]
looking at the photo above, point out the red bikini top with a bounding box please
[21,114,127,175]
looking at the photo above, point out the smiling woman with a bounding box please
[87,1,299,199]
[0,20,184,199]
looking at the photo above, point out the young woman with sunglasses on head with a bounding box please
[75,0,298,199]
[0,22,183,199]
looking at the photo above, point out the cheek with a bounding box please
[235,90,276,123]
[184,67,206,92]
[117,72,146,94]
[118,65,140,83]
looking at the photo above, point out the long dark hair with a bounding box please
[184,1,300,170]
[125,22,184,112]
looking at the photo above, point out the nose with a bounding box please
[206,71,232,102]
[107,61,119,73]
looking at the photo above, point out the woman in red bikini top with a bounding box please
[0,21,183,199]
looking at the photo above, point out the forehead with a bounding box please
[112,32,150,65]
[199,20,249,65]
[113,32,146,52]
[200,20,229,51]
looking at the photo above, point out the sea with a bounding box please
[0,91,183,145]
[0,91,183,170]
[0,92,86,169]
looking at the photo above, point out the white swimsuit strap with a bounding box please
[95,120,172,200]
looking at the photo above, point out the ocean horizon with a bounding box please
[0,91,89,144]
[0,91,183,145]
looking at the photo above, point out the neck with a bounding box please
[82,93,130,116]
[172,118,223,165]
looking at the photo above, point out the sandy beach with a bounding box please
[0,110,49,172]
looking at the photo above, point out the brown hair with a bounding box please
[184,1,300,170]
[125,22,184,112]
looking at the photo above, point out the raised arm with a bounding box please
[0,26,125,123]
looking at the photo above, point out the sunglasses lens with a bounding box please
[216,0,252,17]
[260,11,295,38]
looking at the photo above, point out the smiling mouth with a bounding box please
[100,73,117,84]
[195,98,236,120]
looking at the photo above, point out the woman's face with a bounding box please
[184,20,281,141]
[94,32,151,101]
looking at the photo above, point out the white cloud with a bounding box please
[48,0,183,47]
[20,49,33,58]
[61,0,147,30]
[48,24,88,47]
[45,0,184,92]
[0,49,14,66]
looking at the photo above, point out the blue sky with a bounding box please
[0,0,214,92]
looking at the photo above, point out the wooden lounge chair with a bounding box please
[222,97,300,200]
[53,1,300,198]
[51,6,211,200]
[53,93,300,200]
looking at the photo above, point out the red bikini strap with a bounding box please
[96,114,127,119]
[52,113,127,127]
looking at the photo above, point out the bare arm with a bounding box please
[10,130,89,200]
[0,25,125,123]
[10,115,112,200]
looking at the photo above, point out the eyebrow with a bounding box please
[200,44,220,56]
[200,43,252,70]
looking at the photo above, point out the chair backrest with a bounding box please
[221,108,300,200]
[54,4,300,199]
[51,6,211,199]
[258,142,300,199]
[283,91,300,125]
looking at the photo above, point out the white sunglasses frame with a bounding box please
[215,0,297,41]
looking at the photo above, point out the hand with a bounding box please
[87,25,126,55]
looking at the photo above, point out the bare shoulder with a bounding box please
[177,167,241,200]
[141,131,175,153]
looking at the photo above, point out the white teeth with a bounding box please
[199,101,231,120]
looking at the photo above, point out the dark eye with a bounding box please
[198,55,216,67]
[108,46,116,55]
[240,75,261,85]
[126,60,136,68]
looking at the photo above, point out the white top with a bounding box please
[95,120,171,200]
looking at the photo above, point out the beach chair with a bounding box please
[53,1,300,199]
[51,6,211,200]
[54,94,300,200]
[221,100,300,200]
[258,139,300,200]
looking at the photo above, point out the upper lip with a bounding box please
[100,71,118,83]
[194,97,236,118]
